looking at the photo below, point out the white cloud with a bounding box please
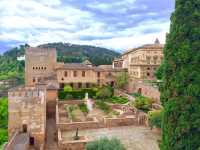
[0,0,171,52]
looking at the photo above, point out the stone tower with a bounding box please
[8,85,46,149]
[25,47,57,86]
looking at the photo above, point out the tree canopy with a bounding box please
[160,0,200,149]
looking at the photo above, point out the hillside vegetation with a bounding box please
[0,43,120,82]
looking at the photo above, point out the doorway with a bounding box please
[138,88,142,94]
[22,124,27,133]
[30,137,35,145]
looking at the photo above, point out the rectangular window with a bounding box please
[64,71,68,77]
[97,72,100,77]
[82,71,85,77]
[73,71,77,77]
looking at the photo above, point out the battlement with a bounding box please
[8,85,45,98]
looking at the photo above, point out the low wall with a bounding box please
[58,100,84,105]
[58,129,89,150]
[104,116,137,127]
[4,131,18,150]
[57,117,102,131]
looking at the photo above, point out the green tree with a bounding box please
[86,137,126,150]
[115,72,128,89]
[96,86,113,99]
[160,0,200,149]
[0,97,8,146]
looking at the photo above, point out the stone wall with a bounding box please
[104,116,137,127]
[57,117,101,131]
[58,100,84,106]
[58,129,89,150]
[126,80,160,103]
[8,86,46,149]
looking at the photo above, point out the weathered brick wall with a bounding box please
[58,129,89,150]
[57,118,101,131]
[8,86,46,149]
[104,117,138,127]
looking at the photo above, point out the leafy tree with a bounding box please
[0,97,8,146]
[159,0,200,149]
[115,72,128,89]
[96,86,113,99]
[86,137,126,150]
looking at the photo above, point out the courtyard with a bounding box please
[62,126,160,150]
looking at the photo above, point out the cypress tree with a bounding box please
[160,0,200,149]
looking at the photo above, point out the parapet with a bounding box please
[8,85,45,98]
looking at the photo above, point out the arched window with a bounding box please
[33,67,35,70]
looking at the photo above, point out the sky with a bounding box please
[0,0,175,53]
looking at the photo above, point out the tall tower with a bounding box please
[25,47,57,86]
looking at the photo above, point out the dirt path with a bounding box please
[45,118,58,150]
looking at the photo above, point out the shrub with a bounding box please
[132,92,141,98]
[96,86,113,99]
[108,96,129,104]
[86,137,126,150]
[148,110,163,129]
[79,103,89,114]
[64,85,72,92]
[115,72,128,89]
[133,96,153,112]
[65,105,77,120]
[95,101,111,114]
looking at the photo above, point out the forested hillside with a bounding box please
[0,43,120,82]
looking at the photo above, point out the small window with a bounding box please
[97,72,100,77]
[86,83,90,88]
[147,67,150,70]
[78,83,82,88]
[44,67,46,70]
[41,67,43,70]
[33,78,36,83]
[36,67,38,69]
[33,67,35,70]
[73,71,77,77]
[147,72,150,76]
[82,71,85,77]
[64,71,68,77]
[61,78,64,81]
[38,67,40,70]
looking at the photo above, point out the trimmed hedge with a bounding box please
[107,96,129,104]
[58,88,97,100]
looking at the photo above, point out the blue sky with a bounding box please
[0,0,174,53]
